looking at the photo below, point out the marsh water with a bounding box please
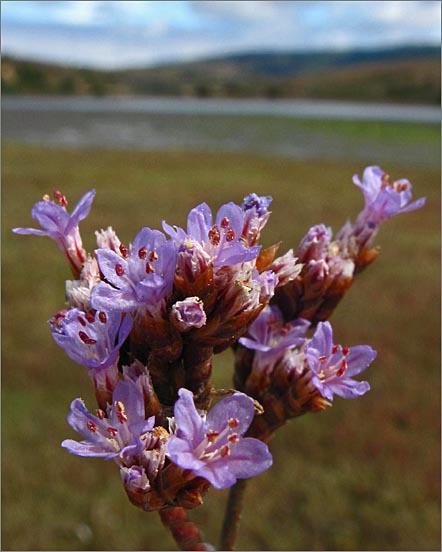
[2,95,440,166]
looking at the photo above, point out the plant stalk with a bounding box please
[219,479,248,551]
[159,507,213,551]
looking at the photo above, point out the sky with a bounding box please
[2,1,441,69]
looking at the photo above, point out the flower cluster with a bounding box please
[235,305,377,439]
[13,166,424,541]
[272,166,426,324]
[14,189,283,510]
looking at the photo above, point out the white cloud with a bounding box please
[1,0,440,69]
[189,0,281,22]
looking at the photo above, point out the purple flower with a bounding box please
[353,166,425,224]
[91,227,177,312]
[297,224,332,262]
[305,321,377,401]
[120,464,151,494]
[166,388,272,489]
[242,193,272,217]
[171,297,207,332]
[65,256,101,311]
[62,379,155,460]
[13,189,96,275]
[269,249,303,288]
[163,201,261,268]
[241,193,273,246]
[49,308,132,371]
[95,226,121,253]
[239,305,310,355]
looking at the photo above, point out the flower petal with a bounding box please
[223,437,273,479]
[173,388,205,443]
[167,435,206,471]
[327,378,371,399]
[95,249,129,288]
[194,461,238,489]
[67,190,96,231]
[91,282,138,312]
[187,203,213,242]
[308,321,333,356]
[345,345,377,377]
[31,200,70,234]
[61,438,117,458]
[12,227,49,236]
[111,380,146,425]
[206,393,254,436]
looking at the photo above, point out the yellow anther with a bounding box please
[115,401,128,423]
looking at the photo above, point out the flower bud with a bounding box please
[120,465,151,495]
[95,226,121,252]
[171,297,207,332]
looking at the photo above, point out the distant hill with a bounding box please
[2,46,440,104]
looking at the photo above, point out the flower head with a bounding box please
[336,166,426,253]
[353,166,426,224]
[91,227,177,312]
[166,388,272,489]
[297,224,333,262]
[13,189,96,276]
[241,193,272,246]
[49,308,132,371]
[268,249,303,288]
[95,226,122,252]
[242,193,272,217]
[305,321,376,401]
[163,201,261,268]
[62,379,155,461]
[240,304,309,356]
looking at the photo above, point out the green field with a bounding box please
[2,138,440,550]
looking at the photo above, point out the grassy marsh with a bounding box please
[2,140,440,550]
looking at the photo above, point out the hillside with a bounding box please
[2,46,440,103]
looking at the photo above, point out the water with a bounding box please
[2,95,440,166]
[3,95,440,122]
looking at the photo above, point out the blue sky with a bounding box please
[2,1,441,69]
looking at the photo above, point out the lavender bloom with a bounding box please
[62,379,155,460]
[163,201,261,268]
[241,193,273,246]
[337,166,426,252]
[167,388,272,489]
[171,297,207,332]
[120,464,151,494]
[49,308,132,371]
[269,249,303,288]
[65,256,101,310]
[13,189,96,275]
[239,304,310,356]
[91,227,177,312]
[297,224,332,262]
[305,321,377,401]
[95,226,121,253]
[242,193,272,216]
[353,166,426,224]
[257,269,278,303]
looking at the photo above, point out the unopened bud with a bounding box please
[120,465,151,494]
[171,297,207,332]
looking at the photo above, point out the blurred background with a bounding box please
[2,1,441,550]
